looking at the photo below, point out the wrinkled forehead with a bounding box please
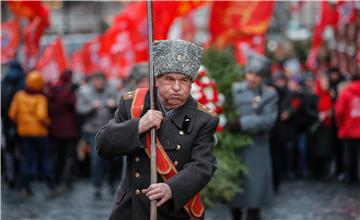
[157,72,191,80]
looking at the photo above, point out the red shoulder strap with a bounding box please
[130,88,204,219]
[130,88,148,118]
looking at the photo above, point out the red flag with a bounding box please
[234,35,266,65]
[153,1,205,40]
[180,15,197,41]
[14,1,51,70]
[102,1,205,78]
[7,1,50,26]
[37,37,67,84]
[337,1,356,26]
[71,49,85,76]
[113,1,205,40]
[72,1,205,79]
[1,18,20,64]
[210,1,274,48]
[116,3,148,62]
[101,2,146,78]
[306,2,339,70]
[23,17,48,69]
[82,39,101,75]
[306,47,319,71]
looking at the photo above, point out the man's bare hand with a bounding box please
[280,111,289,121]
[138,110,163,134]
[92,100,101,109]
[142,183,172,207]
[106,98,116,108]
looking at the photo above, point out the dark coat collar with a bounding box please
[141,89,197,133]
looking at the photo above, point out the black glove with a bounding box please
[227,119,242,133]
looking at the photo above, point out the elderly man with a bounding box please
[96,40,219,220]
[229,53,278,220]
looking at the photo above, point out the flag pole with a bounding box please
[146,1,157,220]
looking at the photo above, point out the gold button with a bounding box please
[135,189,140,194]
[179,130,184,135]
[176,145,181,150]
[174,161,178,166]
[135,157,140,162]
[135,172,140,178]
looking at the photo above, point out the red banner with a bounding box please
[1,18,20,64]
[23,17,48,70]
[306,1,346,69]
[37,37,67,84]
[153,1,205,40]
[11,1,51,70]
[7,1,49,25]
[71,49,85,76]
[82,38,103,75]
[337,1,356,26]
[234,35,266,65]
[113,1,204,40]
[210,1,274,48]
[73,1,204,79]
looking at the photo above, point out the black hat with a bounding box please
[245,52,270,77]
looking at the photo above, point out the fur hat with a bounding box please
[245,52,270,78]
[153,40,203,81]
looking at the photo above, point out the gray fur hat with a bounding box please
[153,40,203,81]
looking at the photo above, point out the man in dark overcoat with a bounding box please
[228,53,279,220]
[95,40,219,220]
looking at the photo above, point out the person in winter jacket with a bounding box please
[1,60,25,188]
[229,53,278,220]
[8,71,55,196]
[328,67,345,177]
[48,70,80,190]
[76,72,118,198]
[335,72,360,183]
[308,74,334,179]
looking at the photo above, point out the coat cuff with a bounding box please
[165,179,187,211]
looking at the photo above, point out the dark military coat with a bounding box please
[95,89,219,220]
[231,82,278,208]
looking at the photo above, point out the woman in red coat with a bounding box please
[335,73,360,183]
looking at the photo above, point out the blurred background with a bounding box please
[1,1,360,220]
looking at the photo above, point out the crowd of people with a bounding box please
[267,60,360,191]
[1,60,126,198]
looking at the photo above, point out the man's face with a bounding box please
[274,78,286,89]
[329,71,339,82]
[92,77,106,90]
[288,80,300,92]
[305,78,315,91]
[246,72,263,89]
[156,73,192,109]
[319,75,329,90]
